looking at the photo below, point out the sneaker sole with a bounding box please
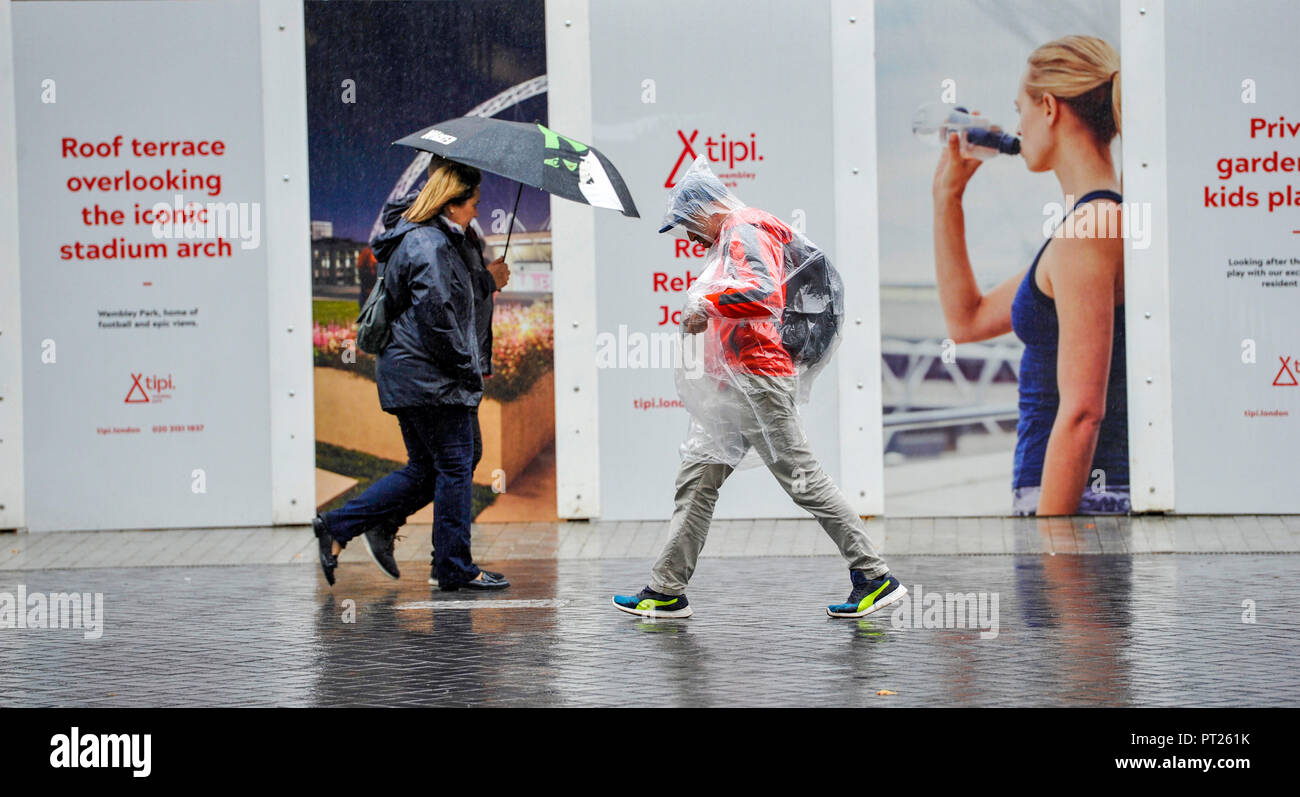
[362,534,400,580]
[611,597,693,619]
[826,584,909,618]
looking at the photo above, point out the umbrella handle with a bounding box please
[503,182,524,259]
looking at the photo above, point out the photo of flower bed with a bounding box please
[312,298,556,517]
[311,298,554,402]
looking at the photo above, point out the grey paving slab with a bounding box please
[551,520,576,552]
[225,529,290,566]
[932,517,960,552]
[0,534,26,567]
[1126,516,1154,554]
[576,522,613,559]
[1093,515,1125,554]
[1188,516,1224,553]
[861,518,887,550]
[997,516,1017,555]
[975,516,1005,555]
[285,533,324,565]
[627,521,665,560]
[1008,517,1044,554]
[33,532,97,570]
[808,524,840,557]
[0,533,61,569]
[1072,517,1103,554]
[67,529,132,569]
[764,520,795,556]
[262,527,312,563]
[765,519,796,556]
[1215,516,1250,552]
[1145,516,1176,552]
[1170,518,1200,552]
[722,520,754,556]
[790,519,815,556]
[204,528,265,566]
[1256,516,1292,552]
[148,529,215,566]
[512,523,558,559]
[7,516,1300,573]
[907,517,935,555]
[700,520,729,556]
[598,521,633,559]
[1280,521,1300,553]
[556,522,593,558]
[741,519,775,557]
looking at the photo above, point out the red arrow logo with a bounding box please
[664,130,700,188]
[1272,356,1298,386]
[125,372,150,403]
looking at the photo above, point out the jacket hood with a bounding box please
[370,189,422,263]
[658,157,745,242]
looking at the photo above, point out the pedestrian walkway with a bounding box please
[0,553,1295,707]
[2,515,1297,571]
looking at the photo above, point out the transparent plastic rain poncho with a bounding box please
[661,157,845,470]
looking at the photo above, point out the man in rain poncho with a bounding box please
[612,158,906,619]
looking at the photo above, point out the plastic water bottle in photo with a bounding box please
[912,102,1021,160]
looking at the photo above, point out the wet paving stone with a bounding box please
[0,554,1296,707]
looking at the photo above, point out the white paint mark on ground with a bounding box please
[395,599,571,610]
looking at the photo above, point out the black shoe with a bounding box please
[313,515,339,587]
[430,561,500,587]
[363,524,401,580]
[441,570,509,591]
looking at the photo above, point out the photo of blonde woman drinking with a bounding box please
[932,35,1129,516]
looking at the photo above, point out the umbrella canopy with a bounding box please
[394,117,639,218]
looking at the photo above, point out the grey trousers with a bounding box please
[650,374,889,595]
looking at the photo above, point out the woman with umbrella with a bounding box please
[312,117,638,589]
[313,158,510,591]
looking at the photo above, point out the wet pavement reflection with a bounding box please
[1,553,1296,706]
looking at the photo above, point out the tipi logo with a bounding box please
[125,373,175,403]
[1272,356,1298,387]
[665,130,763,188]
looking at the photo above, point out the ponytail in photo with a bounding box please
[1026,35,1121,146]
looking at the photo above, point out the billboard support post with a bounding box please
[831,0,885,515]
[546,0,602,518]
[1121,0,1176,512]
[0,0,25,530]
[259,0,315,525]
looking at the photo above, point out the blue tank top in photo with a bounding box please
[1009,190,1129,489]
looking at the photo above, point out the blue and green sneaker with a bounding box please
[827,570,908,618]
[612,586,693,618]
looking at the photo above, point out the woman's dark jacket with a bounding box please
[369,193,495,410]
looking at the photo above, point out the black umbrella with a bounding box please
[394,117,639,252]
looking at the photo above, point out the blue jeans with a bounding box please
[321,404,480,585]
